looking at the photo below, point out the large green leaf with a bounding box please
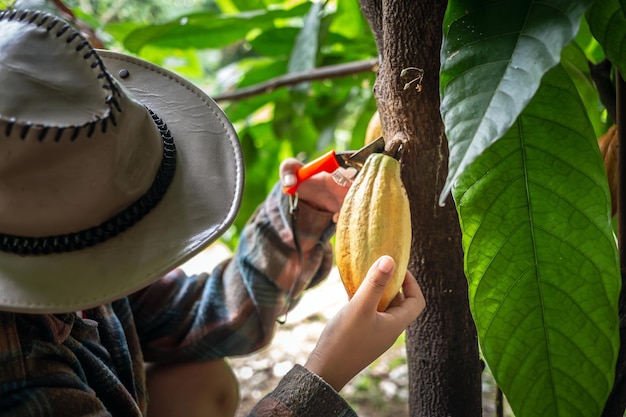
[561,43,604,137]
[452,64,620,417]
[587,0,626,76]
[440,0,592,204]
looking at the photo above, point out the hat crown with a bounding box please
[0,10,110,126]
[0,10,167,246]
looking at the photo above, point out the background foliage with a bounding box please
[3,0,626,416]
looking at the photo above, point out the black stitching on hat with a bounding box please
[38,126,49,142]
[56,24,70,37]
[20,123,31,140]
[86,121,96,137]
[54,127,64,142]
[66,31,79,43]
[5,118,15,136]
[70,126,80,141]
[46,19,58,31]
[109,111,117,127]
[0,110,177,255]
[0,11,123,142]
[28,11,39,23]
[76,40,89,51]
[109,97,121,113]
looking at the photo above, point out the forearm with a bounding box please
[134,184,336,361]
[210,184,337,352]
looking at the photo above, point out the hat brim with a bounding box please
[0,51,244,313]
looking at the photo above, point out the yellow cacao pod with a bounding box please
[335,152,411,311]
[364,111,382,145]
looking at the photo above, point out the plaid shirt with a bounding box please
[0,184,356,416]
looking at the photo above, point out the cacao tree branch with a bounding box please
[212,58,379,103]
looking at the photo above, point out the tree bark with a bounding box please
[602,71,626,417]
[359,0,483,415]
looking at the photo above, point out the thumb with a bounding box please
[351,255,395,309]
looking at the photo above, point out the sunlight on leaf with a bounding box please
[329,0,364,39]
[440,0,592,205]
[453,64,620,417]
[123,4,310,53]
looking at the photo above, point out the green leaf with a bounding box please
[123,4,311,53]
[560,43,604,137]
[440,0,592,204]
[134,45,205,80]
[287,1,322,74]
[328,0,365,39]
[287,0,322,104]
[453,64,620,417]
[249,28,299,57]
[587,0,626,76]
[574,16,605,64]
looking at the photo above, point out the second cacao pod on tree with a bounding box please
[335,152,411,311]
[598,124,618,217]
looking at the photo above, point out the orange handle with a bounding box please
[282,150,341,195]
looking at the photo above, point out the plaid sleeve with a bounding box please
[248,365,357,417]
[0,311,143,417]
[131,183,337,362]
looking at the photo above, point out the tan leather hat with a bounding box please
[0,9,244,313]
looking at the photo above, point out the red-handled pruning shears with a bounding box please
[282,136,385,195]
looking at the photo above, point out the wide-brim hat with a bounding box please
[0,9,244,313]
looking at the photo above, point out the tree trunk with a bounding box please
[359,1,483,415]
[602,71,626,417]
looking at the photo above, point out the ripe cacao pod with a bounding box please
[598,125,618,217]
[335,152,411,311]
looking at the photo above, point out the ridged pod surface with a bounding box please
[335,152,411,311]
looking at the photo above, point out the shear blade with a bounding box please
[339,136,385,170]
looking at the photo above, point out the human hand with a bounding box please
[304,256,425,392]
[280,158,355,219]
